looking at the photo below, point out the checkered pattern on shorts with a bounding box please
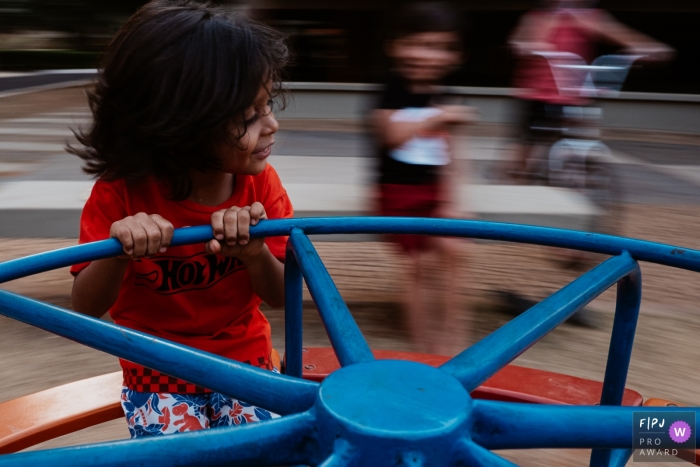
[123,368,210,393]
[123,356,273,393]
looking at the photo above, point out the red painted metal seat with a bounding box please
[0,350,283,454]
[0,372,124,454]
[300,347,643,406]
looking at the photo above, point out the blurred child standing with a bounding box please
[373,2,474,356]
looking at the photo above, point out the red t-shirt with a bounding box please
[514,9,600,105]
[70,165,293,393]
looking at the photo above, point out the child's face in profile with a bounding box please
[387,31,462,85]
[218,84,279,175]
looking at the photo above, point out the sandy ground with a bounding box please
[0,204,699,465]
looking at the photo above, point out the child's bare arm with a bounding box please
[236,245,285,308]
[373,106,475,150]
[437,121,474,218]
[71,213,174,318]
[71,257,129,318]
[207,202,285,308]
[579,11,674,60]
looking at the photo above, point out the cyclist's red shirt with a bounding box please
[514,9,600,105]
[70,165,293,393]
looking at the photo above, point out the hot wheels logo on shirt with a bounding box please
[134,253,245,294]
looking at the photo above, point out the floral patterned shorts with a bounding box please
[120,385,280,438]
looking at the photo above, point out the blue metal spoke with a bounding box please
[288,229,374,366]
[318,455,346,467]
[591,268,642,467]
[599,269,643,405]
[440,252,638,391]
[0,290,318,415]
[608,449,634,467]
[317,439,355,466]
[284,235,304,378]
[471,400,700,450]
[454,440,519,467]
[0,411,318,467]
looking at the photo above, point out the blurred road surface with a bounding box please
[0,87,700,238]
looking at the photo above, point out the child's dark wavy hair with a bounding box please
[391,2,462,41]
[69,0,289,200]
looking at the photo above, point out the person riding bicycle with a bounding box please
[507,0,673,180]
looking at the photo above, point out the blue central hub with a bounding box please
[314,360,472,465]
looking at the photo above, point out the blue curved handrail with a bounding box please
[0,217,699,284]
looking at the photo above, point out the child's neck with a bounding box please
[188,171,236,206]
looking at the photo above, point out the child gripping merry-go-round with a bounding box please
[69,0,292,437]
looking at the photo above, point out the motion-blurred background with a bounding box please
[0,2,699,465]
[1,0,698,92]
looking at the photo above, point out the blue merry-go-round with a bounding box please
[0,217,698,466]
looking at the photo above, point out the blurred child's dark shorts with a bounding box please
[379,183,440,253]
